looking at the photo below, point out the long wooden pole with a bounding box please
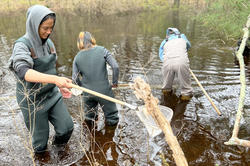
[189,69,222,116]
[69,83,136,109]
[117,83,162,89]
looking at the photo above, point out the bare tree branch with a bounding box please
[224,15,250,148]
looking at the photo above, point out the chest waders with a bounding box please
[15,37,74,153]
[75,46,118,126]
[162,37,193,97]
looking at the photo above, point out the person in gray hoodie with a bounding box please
[72,31,119,127]
[159,27,193,100]
[9,5,74,154]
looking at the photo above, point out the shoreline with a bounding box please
[0,0,207,16]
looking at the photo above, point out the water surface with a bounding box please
[0,7,249,166]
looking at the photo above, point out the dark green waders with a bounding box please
[83,86,119,126]
[16,51,74,153]
[75,47,119,126]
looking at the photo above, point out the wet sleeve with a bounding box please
[104,48,119,85]
[8,42,34,79]
[181,34,191,50]
[72,56,82,86]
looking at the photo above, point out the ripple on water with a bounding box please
[1,10,250,165]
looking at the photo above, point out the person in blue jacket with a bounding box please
[159,27,193,100]
[72,31,119,127]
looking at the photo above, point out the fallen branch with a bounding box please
[133,77,188,166]
[224,15,250,147]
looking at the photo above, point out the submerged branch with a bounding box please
[225,15,250,147]
[225,137,250,147]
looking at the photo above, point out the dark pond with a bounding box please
[0,5,250,166]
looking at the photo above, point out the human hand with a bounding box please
[54,76,72,88]
[112,84,118,88]
[59,87,72,98]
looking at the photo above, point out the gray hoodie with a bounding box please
[9,5,56,76]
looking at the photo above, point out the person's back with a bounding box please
[72,31,119,126]
[74,46,110,92]
[159,27,193,100]
[163,37,189,64]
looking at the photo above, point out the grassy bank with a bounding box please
[0,0,208,15]
[199,0,249,41]
[0,0,170,15]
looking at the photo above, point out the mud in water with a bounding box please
[0,7,250,166]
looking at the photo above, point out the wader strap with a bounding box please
[15,37,37,58]
[30,48,36,58]
[15,37,55,58]
[47,38,55,54]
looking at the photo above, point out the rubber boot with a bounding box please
[162,89,172,96]
[180,94,193,101]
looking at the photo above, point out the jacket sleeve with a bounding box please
[181,34,191,50]
[159,40,166,62]
[8,42,33,79]
[72,56,82,86]
[104,48,119,85]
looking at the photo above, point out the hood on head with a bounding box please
[166,27,180,36]
[25,5,55,44]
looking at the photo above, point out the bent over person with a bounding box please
[159,27,193,100]
[8,5,74,154]
[72,31,119,127]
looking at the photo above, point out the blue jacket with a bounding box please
[159,28,191,62]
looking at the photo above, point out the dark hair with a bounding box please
[40,13,56,25]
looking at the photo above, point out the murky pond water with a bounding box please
[0,6,250,166]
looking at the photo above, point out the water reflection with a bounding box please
[160,92,189,121]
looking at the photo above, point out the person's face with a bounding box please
[38,18,54,39]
